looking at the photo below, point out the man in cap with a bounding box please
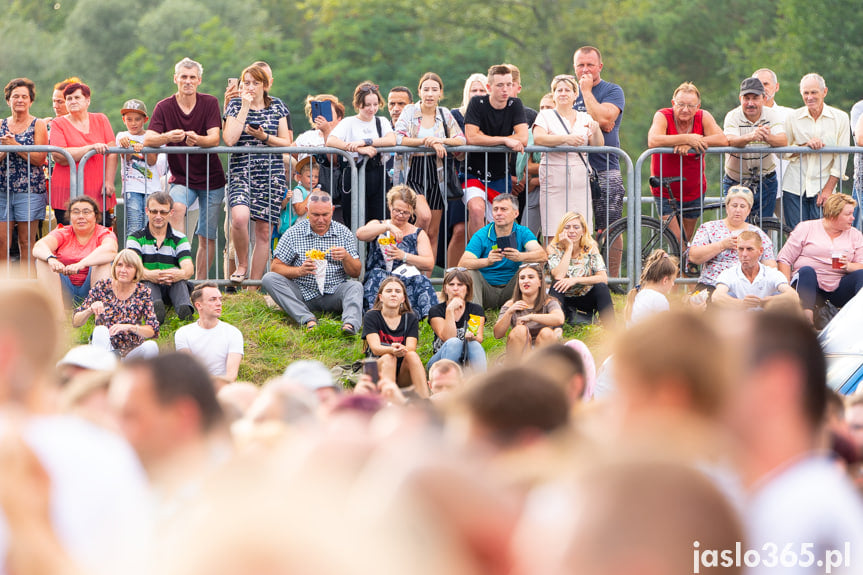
[723,78,788,221]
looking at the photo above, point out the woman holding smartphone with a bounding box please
[223,64,293,285]
[361,277,428,397]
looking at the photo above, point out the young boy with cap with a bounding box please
[116,99,168,238]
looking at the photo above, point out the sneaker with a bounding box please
[153,300,166,324]
[177,304,195,321]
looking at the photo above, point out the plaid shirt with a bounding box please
[273,219,359,300]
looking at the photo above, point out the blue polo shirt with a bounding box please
[465,223,538,286]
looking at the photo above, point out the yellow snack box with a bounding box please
[467,314,481,335]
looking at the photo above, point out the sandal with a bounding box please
[341,323,357,336]
[230,269,248,283]
[305,319,318,330]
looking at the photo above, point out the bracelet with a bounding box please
[265,134,270,143]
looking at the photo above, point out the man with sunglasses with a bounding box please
[262,191,363,334]
[457,193,546,309]
[127,192,195,323]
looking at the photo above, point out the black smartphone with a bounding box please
[247,123,260,130]
[496,233,515,250]
[311,100,333,122]
[362,359,379,383]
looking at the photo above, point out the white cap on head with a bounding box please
[282,360,337,391]
[56,345,118,372]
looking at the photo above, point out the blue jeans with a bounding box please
[782,192,820,230]
[59,267,92,307]
[852,186,863,230]
[722,172,778,222]
[169,184,225,240]
[124,192,146,238]
[426,338,487,372]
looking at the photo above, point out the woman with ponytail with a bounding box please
[624,249,679,326]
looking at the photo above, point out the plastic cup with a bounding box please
[832,251,843,270]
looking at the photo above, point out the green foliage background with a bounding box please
[2,0,862,165]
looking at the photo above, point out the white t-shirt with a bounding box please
[628,287,669,327]
[330,115,393,161]
[174,320,244,377]
[716,263,788,303]
[0,415,152,575]
[746,454,863,575]
[115,130,168,195]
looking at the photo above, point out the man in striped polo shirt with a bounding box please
[127,191,195,323]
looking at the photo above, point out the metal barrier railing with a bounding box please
[0,145,77,275]
[634,145,855,284]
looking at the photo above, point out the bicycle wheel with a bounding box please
[599,216,680,292]
[757,217,792,253]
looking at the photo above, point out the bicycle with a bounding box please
[598,175,791,288]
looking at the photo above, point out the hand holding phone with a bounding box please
[362,359,379,383]
[311,100,334,123]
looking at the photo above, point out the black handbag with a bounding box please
[439,108,464,200]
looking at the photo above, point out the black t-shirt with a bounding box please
[362,310,420,352]
[427,301,485,353]
[464,95,527,181]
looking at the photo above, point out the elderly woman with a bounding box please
[532,74,603,242]
[327,82,394,227]
[33,196,118,311]
[547,212,615,327]
[48,82,116,226]
[223,64,293,284]
[0,78,48,270]
[688,186,776,294]
[778,193,863,324]
[493,263,564,362]
[385,73,466,256]
[356,185,437,318]
[73,249,159,359]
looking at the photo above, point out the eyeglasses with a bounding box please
[70,209,94,216]
[148,209,171,216]
[674,103,699,111]
[391,208,411,217]
[445,267,468,273]
[309,195,332,203]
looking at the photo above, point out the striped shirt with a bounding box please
[126,224,192,271]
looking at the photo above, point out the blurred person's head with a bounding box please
[846,394,863,458]
[217,382,259,424]
[525,344,587,405]
[111,352,223,473]
[56,344,118,386]
[546,459,744,575]
[613,310,730,424]
[460,366,569,450]
[387,86,412,124]
[0,282,61,406]
[282,360,341,409]
[58,370,116,430]
[429,360,463,395]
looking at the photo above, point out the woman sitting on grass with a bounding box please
[361,277,428,397]
[493,263,564,362]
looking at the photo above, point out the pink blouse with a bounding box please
[777,219,863,291]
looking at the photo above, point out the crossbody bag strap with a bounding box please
[439,107,450,139]
[552,110,592,173]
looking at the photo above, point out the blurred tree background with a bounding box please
[2,0,862,163]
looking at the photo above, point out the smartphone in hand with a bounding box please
[311,100,334,122]
[362,359,379,383]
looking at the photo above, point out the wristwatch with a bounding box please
[46,254,57,261]
[363,138,373,146]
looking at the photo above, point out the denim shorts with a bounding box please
[653,195,703,219]
[59,267,92,307]
[169,184,225,240]
[0,192,46,222]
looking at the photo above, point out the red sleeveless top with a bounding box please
[649,108,707,202]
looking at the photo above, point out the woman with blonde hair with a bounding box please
[624,249,679,326]
[72,249,159,359]
[533,75,603,241]
[547,212,614,327]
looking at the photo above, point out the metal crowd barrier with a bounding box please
[0,145,76,276]
[634,145,856,284]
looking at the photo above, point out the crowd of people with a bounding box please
[2,44,863,574]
